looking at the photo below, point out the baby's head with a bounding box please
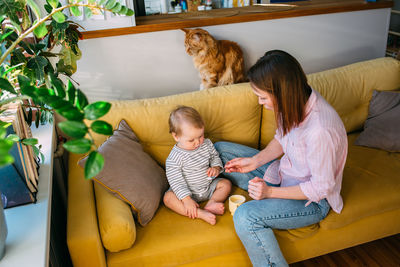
[169,106,205,150]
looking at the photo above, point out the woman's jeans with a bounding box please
[214,141,331,267]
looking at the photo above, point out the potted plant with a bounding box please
[0,0,134,259]
[0,0,134,178]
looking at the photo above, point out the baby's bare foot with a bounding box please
[204,201,225,215]
[197,209,216,225]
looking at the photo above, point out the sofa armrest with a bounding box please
[67,154,107,267]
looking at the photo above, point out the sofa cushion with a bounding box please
[320,133,400,230]
[105,186,319,267]
[89,83,261,166]
[354,90,400,152]
[94,183,136,252]
[79,120,168,226]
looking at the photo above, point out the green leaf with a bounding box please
[70,6,82,16]
[126,8,134,16]
[91,120,113,135]
[111,2,121,13]
[0,77,17,94]
[63,138,92,154]
[22,138,38,146]
[0,153,14,166]
[84,151,104,179]
[52,11,66,23]
[27,56,48,82]
[59,46,81,75]
[6,134,20,142]
[17,75,31,87]
[27,108,33,126]
[58,107,84,121]
[84,101,111,120]
[47,0,59,8]
[99,0,107,5]
[0,139,13,153]
[66,80,76,104]
[35,109,40,128]
[84,6,92,19]
[0,29,14,41]
[105,0,116,9]
[119,6,127,15]
[49,73,65,98]
[27,0,42,19]
[58,121,88,138]
[33,23,48,38]
[76,89,88,110]
[0,0,23,25]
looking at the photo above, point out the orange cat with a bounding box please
[182,28,246,90]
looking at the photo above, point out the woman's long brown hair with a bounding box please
[247,50,312,136]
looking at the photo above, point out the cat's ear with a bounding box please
[181,28,189,34]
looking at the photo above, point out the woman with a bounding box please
[214,50,348,267]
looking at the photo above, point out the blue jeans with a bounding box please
[215,141,331,267]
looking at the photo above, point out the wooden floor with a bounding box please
[291,234,400,267]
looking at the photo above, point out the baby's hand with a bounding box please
[182,196,199,219]
[207,166,221,178]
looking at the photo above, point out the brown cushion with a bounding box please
[79,120,168,226]
[354,90,400,152]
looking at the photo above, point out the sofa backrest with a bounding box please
[260,57,400,148]
[92,83,261,166]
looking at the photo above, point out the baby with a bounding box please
[163,106,232,225]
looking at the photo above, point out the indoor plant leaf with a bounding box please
[58,107,84,121]
[125,8,134,16]
[52,11,66,23]
[0,77,17,94]
[63,138,92,154]
[47,0,59,8]
[66,80,76,104]
[75,89,88,110]
[6,134,20,142]
[33,23,48,38]
[22,138,38,146]
[84,150,104,179]
[84,101,111,120]
[26,56,48,82]
[105,0,116,9]
[91,120,113,135]
[69,6,82,16]
[83,6,92,19]
[58,120,88,138]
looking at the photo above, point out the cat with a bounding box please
[182,28,246,90]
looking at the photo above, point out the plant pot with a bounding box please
[0,196,7,260]
[187,0,201,11]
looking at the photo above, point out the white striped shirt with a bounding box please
[166,138,223,200]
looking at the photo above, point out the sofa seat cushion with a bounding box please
[106,187,319,266]
[320,133,400,230]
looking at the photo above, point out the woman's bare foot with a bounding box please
[204,201,225,215]
[197,209,217,225]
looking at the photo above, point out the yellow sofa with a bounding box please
[67,57,400,267]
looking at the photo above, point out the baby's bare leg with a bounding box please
[163,191,216,225]
[205,179,232,215]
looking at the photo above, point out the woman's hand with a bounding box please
[207,166,221,178]
[182,196,199,219]
[224,157,257,173]
[248,177,272,200]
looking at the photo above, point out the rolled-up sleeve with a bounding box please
[299,129,337,203]
[207,139,223,171]
[166,159,191,200]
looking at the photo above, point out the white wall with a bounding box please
[73,8,391,102]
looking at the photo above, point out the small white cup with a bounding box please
[229,195,246,216]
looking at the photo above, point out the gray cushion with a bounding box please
[79,119,168,226]
[354,90,400,152]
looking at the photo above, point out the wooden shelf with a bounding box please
[81,0,393,39]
